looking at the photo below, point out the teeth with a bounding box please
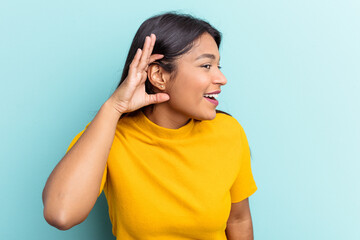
[203,94,219,98]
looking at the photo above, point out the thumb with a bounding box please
[147,93,170,104]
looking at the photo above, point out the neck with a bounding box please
[142,104,191,130]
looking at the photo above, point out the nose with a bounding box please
[213,70,227,86]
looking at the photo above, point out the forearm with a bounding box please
[42,99,121,229]
[225,219,254,240]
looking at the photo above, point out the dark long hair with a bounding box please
[117,11,231,119]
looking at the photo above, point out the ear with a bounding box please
[147,63,170,91]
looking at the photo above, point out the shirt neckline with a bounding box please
[133,110,195,139]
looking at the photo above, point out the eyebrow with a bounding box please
[195,53,220,61]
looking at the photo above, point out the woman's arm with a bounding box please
[42,99,121,230]
[225,198,254,240]
[42,33,165,231]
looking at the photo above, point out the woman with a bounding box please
[42,12,257,240]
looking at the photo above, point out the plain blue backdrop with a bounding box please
[1,0,359,239]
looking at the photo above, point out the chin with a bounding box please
[207,111,217,120]
[193,110,217,121]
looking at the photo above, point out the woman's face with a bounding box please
[166,32,227,121]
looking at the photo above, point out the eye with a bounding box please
[202,64,211,69]
[201,64,222,70]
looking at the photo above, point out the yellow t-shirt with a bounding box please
[66,110,257,239]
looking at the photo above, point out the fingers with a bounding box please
[149,54,164,64]
[138,34,156,71]
[128,48,143,78]
[128,34,163,79]
[147,93,170,105]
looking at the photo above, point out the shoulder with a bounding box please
[196,111,246,140]
[212,112,250,152]
[214,112,245,133]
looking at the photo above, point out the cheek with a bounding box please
[176,81,207,104]
[168,71,208,104]
[170,89,199,104]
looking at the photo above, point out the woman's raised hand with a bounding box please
[108,33,170,114]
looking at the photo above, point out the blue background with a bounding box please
[1,0,359,239]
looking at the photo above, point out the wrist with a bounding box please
[101,99,123,120]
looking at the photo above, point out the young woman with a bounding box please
[42,12,257,240]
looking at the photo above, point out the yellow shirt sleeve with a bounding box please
[65,121,107,198]
[229,123,257,203]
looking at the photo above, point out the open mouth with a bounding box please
[204,96,216,100]
[203,94,219,106]
[203,93,219,99]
